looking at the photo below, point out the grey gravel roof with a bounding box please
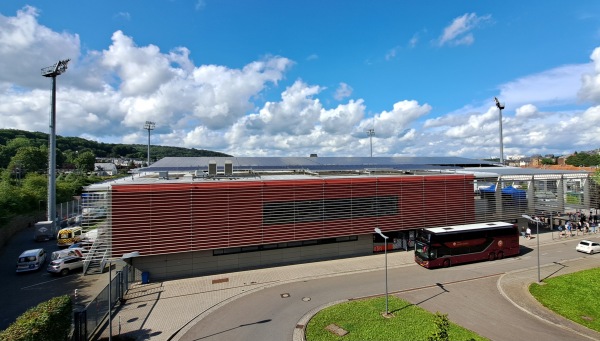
[144,156,499,172]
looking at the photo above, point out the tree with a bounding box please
[8,146,47,175]
[74,151,95,172]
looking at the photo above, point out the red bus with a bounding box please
[415,221,520,268]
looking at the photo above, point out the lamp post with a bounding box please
[41,59,70,231]
[366,129,375,157]
[522,214,541,283]
[108,251,140,341]
[494,97,505,165]
[143,121,155,166]
[374,227,389,315]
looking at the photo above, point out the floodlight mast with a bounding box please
[143,121,156,165]
[494,97,505,166]
[41,59,70,228]
[366,128,375,157]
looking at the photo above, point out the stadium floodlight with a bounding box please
[143,121,156,165]
[366,128,375,157]
[494,97,505,166]
[41,59,70,231]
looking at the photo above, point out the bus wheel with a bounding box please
[488,252,496,261]
[443,259,451,267]
[497,251,504,260]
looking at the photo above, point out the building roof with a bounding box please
[144,156,500,172]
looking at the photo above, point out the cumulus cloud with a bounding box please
[334,82,353,100]
[0,6,80,88]
[578,47,600,103]
[438,13,491,46]
[3,6,600,159]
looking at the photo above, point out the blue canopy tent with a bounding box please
[479,185,527,211]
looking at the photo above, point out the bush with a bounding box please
[0,295,73,341]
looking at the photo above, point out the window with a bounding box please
[213,235,359,256]
[263,196,398,225]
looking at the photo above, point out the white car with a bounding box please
[576,240,600,254]
[47,256,84,276]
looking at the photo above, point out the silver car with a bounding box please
[47,256,84,276]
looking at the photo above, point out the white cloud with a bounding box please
[438,13,491,46]
[3,6,600,160]
[578,47,600,103]
[0,6,80,88]
[500,63,590,107]
[334,82,353,100]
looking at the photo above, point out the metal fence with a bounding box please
[73,264,140,341]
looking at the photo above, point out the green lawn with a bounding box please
[529,267,600,332]
[305,296,488,341]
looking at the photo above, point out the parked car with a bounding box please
[576,240,600,254]
[16,248,47,273]
[47,256,84,276]
[51,248,84,261]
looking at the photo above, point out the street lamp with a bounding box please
[366,128,375,157]
[143,121,156,166]
[494,97,505,165]
[374,227,389,315]
[522,214,541,283]
[41,59,70,231]
[108,251,140,341]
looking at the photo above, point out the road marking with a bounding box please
[21,276,68,289]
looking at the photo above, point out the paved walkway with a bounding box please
[93,229,600,341]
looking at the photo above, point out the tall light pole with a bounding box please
[41,59,70,230]
[143,121,155,165]
[366,128,375,157]
[374,227,389,315]
[522,214,541,283]
[494,97,505,165]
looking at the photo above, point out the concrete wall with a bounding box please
[132,234,373,281]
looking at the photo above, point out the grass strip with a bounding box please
[530,267,600,332]
[305,296,488,341]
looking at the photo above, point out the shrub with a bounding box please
[0,295,73,341]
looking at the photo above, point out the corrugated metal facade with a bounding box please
[110,174,474,257]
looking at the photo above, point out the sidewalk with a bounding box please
[95,229,600,341]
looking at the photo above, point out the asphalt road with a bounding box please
[0,226,96,330]
[179,239,596,341]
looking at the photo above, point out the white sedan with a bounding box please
[576,240,600,254]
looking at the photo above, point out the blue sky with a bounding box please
[2,1,600,159]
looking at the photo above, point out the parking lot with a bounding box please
[0,224,104,330]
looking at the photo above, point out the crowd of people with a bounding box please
[557,211,598,238]
[522,211,599,239]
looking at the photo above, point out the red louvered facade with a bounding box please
[110,174,475,257]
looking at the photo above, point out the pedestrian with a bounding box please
[526,226,532,239]
[592,222,597,234]
[558,224,563,238]
[566,221,572,237]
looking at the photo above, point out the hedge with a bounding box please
[0,295,72,341]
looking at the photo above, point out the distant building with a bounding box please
[93,163,118,176]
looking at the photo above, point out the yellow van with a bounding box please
[57,226,83,248]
